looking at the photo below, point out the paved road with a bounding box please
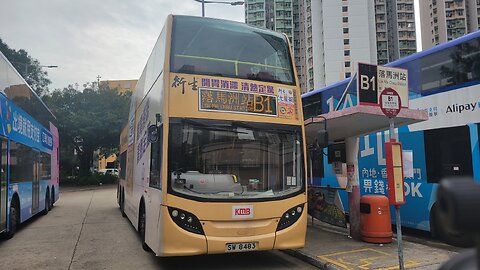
[0,185,318,270]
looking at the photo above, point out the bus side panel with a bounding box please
[144,72,165,254]
[10,182,33,223]
[469,123,480,180]
[50,123,60,202]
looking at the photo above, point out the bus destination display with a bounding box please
[199,88,277,116]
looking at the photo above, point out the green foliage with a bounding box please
[44,83,131,176]
[0,37,51,96]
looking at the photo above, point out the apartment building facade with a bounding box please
[375,0,417,64]
[420,0,480,49]
[311,0,378,87]
[246,0,419,91]
[245,0,310,92]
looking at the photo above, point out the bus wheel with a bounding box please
[4,203,19,239]
[431,205,474,247]
[139,203,150,252]
[120,190,126,217]
[50,187,55,209]
[42,190,50,215]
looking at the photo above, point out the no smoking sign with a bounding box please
[380,88,401,118]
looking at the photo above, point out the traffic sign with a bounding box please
[380,88,401,118]
[357,63,408,109]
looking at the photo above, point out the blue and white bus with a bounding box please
[0,52,60,239]
[303,30,480,246]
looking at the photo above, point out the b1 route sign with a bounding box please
[380,88,401,118]
[357,63,408,108]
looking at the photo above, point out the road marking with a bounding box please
[318,248,420,270]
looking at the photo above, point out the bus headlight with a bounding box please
[168,207,204,235]
[276,204,304,231]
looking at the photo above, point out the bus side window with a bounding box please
[424,125,473,183]
[149,126,163,189]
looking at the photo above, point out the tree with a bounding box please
[0,37,51,96]
[44,83,131,176]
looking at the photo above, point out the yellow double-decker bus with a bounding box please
[119,15,307,256]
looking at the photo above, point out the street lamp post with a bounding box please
[10,61,58,74]
[193,0,245,17]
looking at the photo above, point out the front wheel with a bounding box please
[139,206,150,252]
[4,205,19,239]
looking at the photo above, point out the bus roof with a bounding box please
[171,15,288,40]
[302,30,480,99]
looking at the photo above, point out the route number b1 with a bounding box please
[360,74,376,92]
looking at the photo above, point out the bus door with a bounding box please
[0,139,7,232]
[32,151,40,211]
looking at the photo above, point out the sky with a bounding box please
[0,0,244,90]
[1,0,421,91]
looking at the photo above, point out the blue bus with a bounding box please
[0,52,60,239]
[302,30,480,246]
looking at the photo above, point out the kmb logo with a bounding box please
[232,205,253,218]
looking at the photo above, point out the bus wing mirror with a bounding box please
[318,130,329,148]
[147,125,159,143]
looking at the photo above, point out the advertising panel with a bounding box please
[0,94,53,153]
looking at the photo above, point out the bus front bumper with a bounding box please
[158,207,306,256]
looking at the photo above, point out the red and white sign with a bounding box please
[380,88,402,118]
[232,205,253,218]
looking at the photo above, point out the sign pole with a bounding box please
[396,205,405,270]
[390,118,404,270]
[389,118,395,141]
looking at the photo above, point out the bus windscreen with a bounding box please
[170,16,295,86]
[168,118,304,200]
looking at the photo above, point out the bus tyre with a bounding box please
[42,191,50,215]
[431,205,474,248]
[120,191,126,218]
[4,205,18,239]
[139,205,150,252]
[50,188,55,209]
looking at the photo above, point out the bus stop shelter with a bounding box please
[304,104,428,239]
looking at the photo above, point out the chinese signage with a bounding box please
[358,63,408,108]
[380,88,402,118]
[0,94,53,152]
[170,73,297,120]
[200,89,277,116]
[136,98,150,164]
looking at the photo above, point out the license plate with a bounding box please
[225,242,258,252]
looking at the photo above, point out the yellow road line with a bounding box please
[318,248,420,270]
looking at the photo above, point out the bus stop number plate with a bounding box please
[226,242,258,252]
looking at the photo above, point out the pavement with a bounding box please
[54,185,458,269]
[1,185,316,270]
[286,219,459,270]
